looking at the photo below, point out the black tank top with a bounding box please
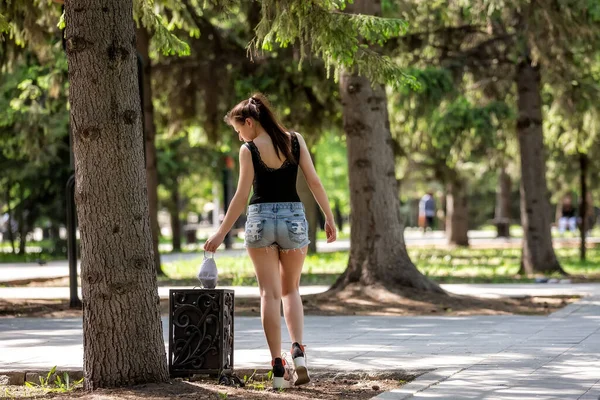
[245,132,301,205]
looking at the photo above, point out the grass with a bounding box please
[477,225,600,239]
[161,251,348,287]
[161,247,600,286]
[0,251,65,263]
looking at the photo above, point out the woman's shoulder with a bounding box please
[288,131,305,141]
[240,142,254,156]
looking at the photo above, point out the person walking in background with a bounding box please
[203,93,337,389]
[418,191,436,234]
[558,194,578,235]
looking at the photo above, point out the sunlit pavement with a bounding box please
[1,296,599,399]
[2,283,600,301]
[2,231,600,399]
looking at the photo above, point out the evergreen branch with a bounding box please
[134,0,190,56]
[253,0,417,89]
[0,13,10,39]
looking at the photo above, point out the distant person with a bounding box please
[558,194,577,235]
[418,191,436,233]
[203,93,337,389]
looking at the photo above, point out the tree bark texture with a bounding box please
[136,27,164,276]
[579,152,588,261]
[516,60,564,275]
[17,185,26,255]
[64,0,169,388]
[297,165,318,253]
[446,178,469,246]
[170,181,182,252]
[335,73,441,292]
[495,167,511,238]
[5,184,15,253]
[333,0,441,293]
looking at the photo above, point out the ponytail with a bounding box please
[225,93,296,163]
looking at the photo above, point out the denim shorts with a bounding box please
[244,202,310,250]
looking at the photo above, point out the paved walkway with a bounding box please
[1,283,599,301]
[1,293,599,399]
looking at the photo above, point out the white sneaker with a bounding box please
[271,356,294,389]
[291,342,310,386]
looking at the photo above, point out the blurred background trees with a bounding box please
[1,0,599,275]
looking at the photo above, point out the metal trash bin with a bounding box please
[168,289,234,377]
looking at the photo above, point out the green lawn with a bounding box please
[478,224,600,239]
[161,247,600,287]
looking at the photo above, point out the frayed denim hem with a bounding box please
[244,241,311,255]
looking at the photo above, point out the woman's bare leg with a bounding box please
[279,246,308,345]
[248,247,282,360]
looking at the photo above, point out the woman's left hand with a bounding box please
[204,232,225,253]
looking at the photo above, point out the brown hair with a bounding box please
[224,93,296,163]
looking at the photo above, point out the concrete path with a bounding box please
[1,295,599,399]
[0,285,328,300]
[1,283,599,301]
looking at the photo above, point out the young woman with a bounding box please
[203,93,337,389]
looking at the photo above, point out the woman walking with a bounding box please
[203,93,337,389]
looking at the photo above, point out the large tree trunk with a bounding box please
[297,164,318,253]
[170,182,182,252]
[136,27,164,276]
[5,183,16,253]
[579,152,588,261]
[17,185,26,255]
[65,0,168,389]
[446,177,469,246]
[516,60,564,275]
[332,0,441,293]
[495,166,511,238]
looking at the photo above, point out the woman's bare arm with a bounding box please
[203,145,254,252]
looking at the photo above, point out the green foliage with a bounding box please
[314,131,350,215]
[253,0,418,89]
[396,67,455,119]
[134,0,191,56]
[0,44,71,252]
[430,97,512,165]
[0,12,10,38]
[24,366,83,393]
[391,67,513,179]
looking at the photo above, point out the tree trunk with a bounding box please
[64,0,168,389]
[516,60,564,275]
[446,177,469,246]
[334,200,343,232]
[579,152,588,261]
[332,0,441,293]
[136,27,164,276]
[297,164,318,253]
[170,182,182,252]
[495,166,511,238]
[5,183,15,253]
[439,191,446,231]
[17,185,26,255]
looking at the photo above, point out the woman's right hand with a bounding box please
[325,219,337,243]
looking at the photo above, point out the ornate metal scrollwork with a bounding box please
[169,289,235,377]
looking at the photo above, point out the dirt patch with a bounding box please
[295,283,579,316]
[0,299,81,318]
[0,284,578,319]
[1,373,411,399]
